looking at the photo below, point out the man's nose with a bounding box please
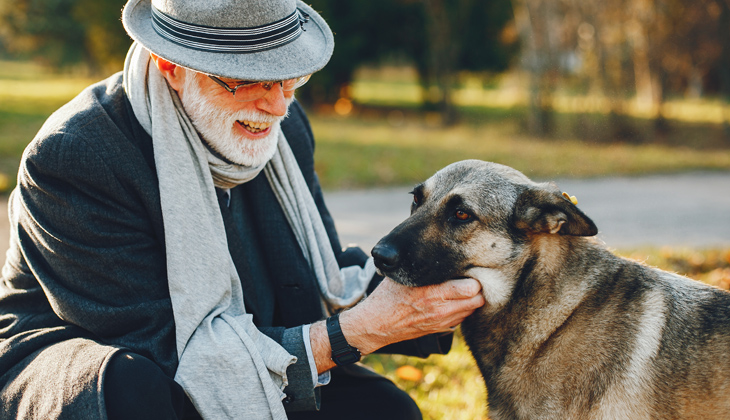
[255,83,289,117]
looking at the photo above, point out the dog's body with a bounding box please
[372,160,730,419]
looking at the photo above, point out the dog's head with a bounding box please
[372,160,597,305]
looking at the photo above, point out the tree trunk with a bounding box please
[421,0,461,125]
[632,26,654,112]
[716,0,730,140]
[651,70,670,137]
[514,0,556,137]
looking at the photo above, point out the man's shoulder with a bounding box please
[25,72,153,171]
[36,73,135,142]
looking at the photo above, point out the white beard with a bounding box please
[179,72,293,167]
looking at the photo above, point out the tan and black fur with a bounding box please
[372,160,730,420]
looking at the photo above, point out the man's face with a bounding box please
[178,70,295,167]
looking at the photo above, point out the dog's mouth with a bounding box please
[376,267,416,287]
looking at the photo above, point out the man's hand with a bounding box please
[309,277,485,373]
[340,277,485,354]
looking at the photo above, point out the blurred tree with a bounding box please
[512,0,560,137]
[0,0,130,74]
[593,0,638,140]
[73,0,133,73]
[612,0,725,136]
[299,0,416,104]
[717,0,730,137]
[418,0,518,124]
[514,0,730,140]
[302,0,517,123]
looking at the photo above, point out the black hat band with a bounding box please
[151,6,309,53]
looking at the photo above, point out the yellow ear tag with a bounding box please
[562,192,578,205]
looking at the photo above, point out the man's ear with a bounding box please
[150,53,185,91]
[513,187,598,236]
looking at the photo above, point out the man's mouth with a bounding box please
[237,120,272,134]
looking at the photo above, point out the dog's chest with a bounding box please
[459,294,654,419]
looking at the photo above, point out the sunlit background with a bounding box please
[1,1,730,419]
[1,0,730,188]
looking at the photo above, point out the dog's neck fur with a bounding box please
[461,234,615,415]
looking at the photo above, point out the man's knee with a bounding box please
[370,379,422,420]
[311,366,422,420]
[104,352,193,420]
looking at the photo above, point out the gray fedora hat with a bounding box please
[122,0,334,81]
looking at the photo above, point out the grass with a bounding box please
[364,330,489,420]
[310,112,730,190]
[362,247,730,420]
[0,60,99,189]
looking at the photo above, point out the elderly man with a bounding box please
[0,0,484,419]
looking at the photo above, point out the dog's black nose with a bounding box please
[372,243,400,271]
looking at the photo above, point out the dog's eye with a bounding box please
[455,210,471,221]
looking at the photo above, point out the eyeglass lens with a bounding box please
[225,75,311,102]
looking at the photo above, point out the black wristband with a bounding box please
[326,313,361,366]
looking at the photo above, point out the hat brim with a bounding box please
[122,0,334,81]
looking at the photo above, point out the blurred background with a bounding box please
[1,1,729,419]
[1,0,730,190]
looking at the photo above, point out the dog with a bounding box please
[371,160,730,420]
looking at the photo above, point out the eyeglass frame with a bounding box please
[207,74,311,102]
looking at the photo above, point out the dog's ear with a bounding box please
[513,188,598,236]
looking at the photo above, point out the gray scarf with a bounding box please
[123,42,374,419]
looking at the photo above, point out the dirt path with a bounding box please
[325,171,730,253]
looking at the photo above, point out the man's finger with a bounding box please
[439,278,482,299]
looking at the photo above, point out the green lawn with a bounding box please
[310,112,730,190]
[0,60,99,190]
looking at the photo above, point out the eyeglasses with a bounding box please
[207,74,311,102]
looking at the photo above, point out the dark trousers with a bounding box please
[288,364,423,420]
[104,352,199,420]
[105,352,422,420]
